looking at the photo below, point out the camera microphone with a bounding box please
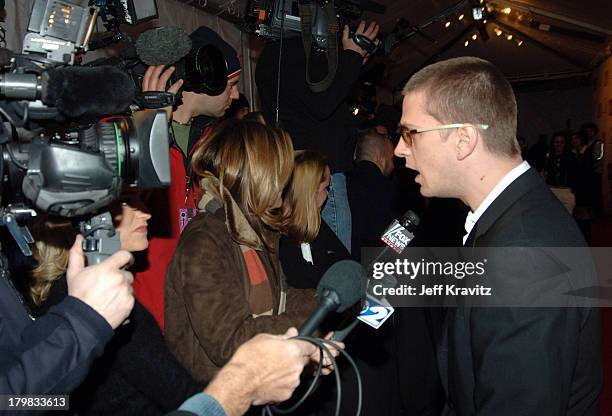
[1,65,135,118]
[135,26,230,97]
[135,27,192,66]
[42,66,135,118]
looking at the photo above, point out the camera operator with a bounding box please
[0,239,134,394]
[256,20,379,254]
[134,25,241,331]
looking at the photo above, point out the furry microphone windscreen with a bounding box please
[42,66,135,118]
[136,26,192,66]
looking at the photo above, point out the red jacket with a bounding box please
[133,121,214,331]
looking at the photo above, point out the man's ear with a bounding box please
[456,125,478,161]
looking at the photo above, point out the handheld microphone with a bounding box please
[135,27,192,66]
[332,210,420,341]
[380,210,420,254]
[299,260,364,337]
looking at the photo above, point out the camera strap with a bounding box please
[298,1,339,93]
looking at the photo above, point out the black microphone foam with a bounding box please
[42,66,135,118]
[400,210,420,231]
[317,260,364,312]
[136,27,192,66]
[299,260,364,336]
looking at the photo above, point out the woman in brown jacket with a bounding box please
[164,119,319,381]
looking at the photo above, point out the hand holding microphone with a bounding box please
[332,210,421,342]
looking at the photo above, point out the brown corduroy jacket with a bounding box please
[164,175,318,382]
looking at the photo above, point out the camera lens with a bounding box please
[184,44,228,96]
[78,110,171,189]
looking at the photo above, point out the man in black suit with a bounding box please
[350,129,397,255]
[394,57,601,415]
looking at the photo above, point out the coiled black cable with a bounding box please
[263,337,362,416]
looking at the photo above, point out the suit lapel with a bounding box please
[472,168,541,244]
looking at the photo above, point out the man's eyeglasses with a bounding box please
[400,123,489,147]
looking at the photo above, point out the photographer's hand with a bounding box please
[66,235,135,329]
[142,65,184,121]
[342,21,380,63]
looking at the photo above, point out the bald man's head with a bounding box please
[356,130,395,176]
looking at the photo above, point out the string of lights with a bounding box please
[439,0,526,48]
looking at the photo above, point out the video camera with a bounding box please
[245,0,386,50]
[25,0,158,65]
[0,0,170,264]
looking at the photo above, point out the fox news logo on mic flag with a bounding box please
[380,220,414,254]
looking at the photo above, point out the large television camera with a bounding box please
[0,0,169,264]
[25,0,158,65]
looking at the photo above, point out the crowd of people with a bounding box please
[521,124,604,243]
[0,18,604,416]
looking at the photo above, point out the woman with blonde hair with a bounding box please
[22,194,205,415]
[164,119,318,382]
[279,150,350,289]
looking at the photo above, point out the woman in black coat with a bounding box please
[279,151,351,289]
[24,193,203,415]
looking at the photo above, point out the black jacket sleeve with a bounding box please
[292,50,363,121]
[256,40,363,121]
[0,287,114,395]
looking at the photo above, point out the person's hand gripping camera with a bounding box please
[342,20,380,64]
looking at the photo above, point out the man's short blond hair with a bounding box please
[403,57,519,157]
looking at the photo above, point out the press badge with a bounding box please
[179,208,198,234]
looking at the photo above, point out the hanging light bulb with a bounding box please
[458,13,465,21]
[506,34,513,40]
[494,28,503,36]
[472,33,478,40]
[464,40,470,47]
[444,20,451,28]
[517,40,524,46]
[483,19,487,23]
[502,7,511,14]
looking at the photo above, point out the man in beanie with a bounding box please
[136,26,241,330]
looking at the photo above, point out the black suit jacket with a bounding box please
[440,167,602,416]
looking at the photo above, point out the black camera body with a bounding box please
[245,0,385,49]
[25,0,158,64]
[3,109,171,218]
[0,0,169,263]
